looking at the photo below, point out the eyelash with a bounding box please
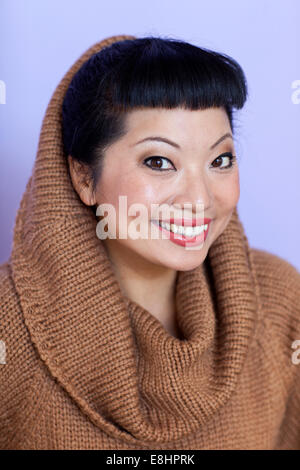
[143,152,237,172]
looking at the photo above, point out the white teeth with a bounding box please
[159,222,208,237]
[185,226,193,237]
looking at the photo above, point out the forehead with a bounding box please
[122,107,231,147]
[124,106,229,132]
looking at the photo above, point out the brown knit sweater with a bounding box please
[1,34,300,450]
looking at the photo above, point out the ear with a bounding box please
[67,155,97,206]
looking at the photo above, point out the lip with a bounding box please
[151,218,211,248]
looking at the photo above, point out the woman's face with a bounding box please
[83,107,239,271]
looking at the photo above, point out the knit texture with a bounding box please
[1,34,300,450]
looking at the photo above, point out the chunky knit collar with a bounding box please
[10,35,261,446]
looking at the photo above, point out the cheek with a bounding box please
[96,166,160,212]
[122,178,158,208]
[213,171,240,210]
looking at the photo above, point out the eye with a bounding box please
[143,156,176,171]
[210,152,236,170]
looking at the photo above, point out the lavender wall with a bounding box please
[1,0,299,270]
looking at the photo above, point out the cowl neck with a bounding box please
[10,34,260,446]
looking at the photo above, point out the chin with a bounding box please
[120,231,212,272]
[145,245,209,272]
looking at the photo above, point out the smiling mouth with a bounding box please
[158,221,208,237]
[151,218,211,243]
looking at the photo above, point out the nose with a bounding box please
[171,171,212,216]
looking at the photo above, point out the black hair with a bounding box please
[62,35,248,196]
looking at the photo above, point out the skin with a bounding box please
[68,106,240,338]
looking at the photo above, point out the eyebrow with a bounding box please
[133,132,233,150]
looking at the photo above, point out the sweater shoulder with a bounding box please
[0,261,41,448]
[250,251,300,450]
[250,247,300,298]
[0,260,27,342]
[250,247,300,340]
[0,260,39,371]
[250,247,299,280]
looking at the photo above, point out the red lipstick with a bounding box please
[152,218,212,248]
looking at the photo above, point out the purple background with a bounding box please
[1,0,299,270]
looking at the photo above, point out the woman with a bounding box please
[0,34,300,450]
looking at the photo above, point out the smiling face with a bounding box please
[69,106,240,272]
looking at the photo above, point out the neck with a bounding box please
[102,239,180,337]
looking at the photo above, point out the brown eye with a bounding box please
[211,152,235,169]
[211,156,223,168]
[144,156,175,171]
[151,158,163,169]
